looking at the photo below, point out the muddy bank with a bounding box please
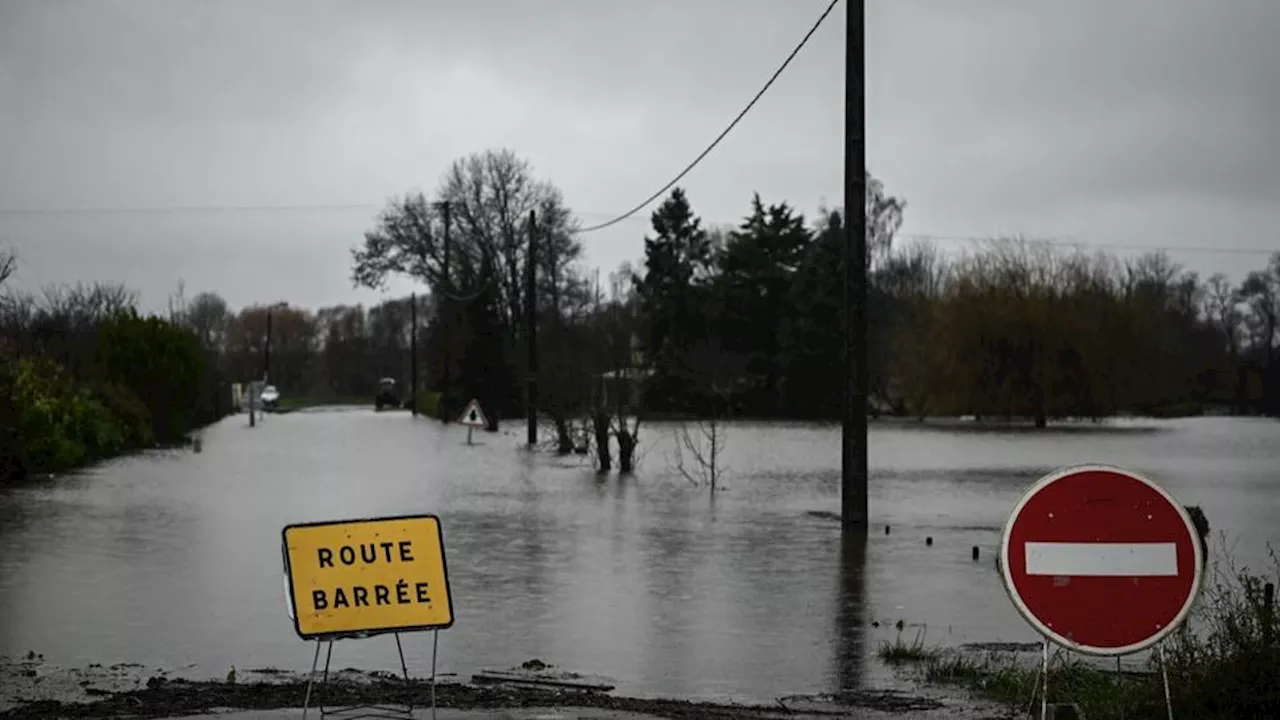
[0,656,1010,720]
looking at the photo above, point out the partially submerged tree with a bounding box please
[670,338,746,490]
[673,413,726,490]
[583,263,645,473]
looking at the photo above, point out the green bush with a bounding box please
[0,304,226,483]
[3,358,124,476]
[90,380,154,448]
[417,390,443,419]
[96,310,205,444]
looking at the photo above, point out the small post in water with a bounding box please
[410,292,418,417]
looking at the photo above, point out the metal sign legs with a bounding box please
[302,630,440,720]
[1033,638,1174,720]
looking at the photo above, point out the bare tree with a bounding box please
[1240,253,1280,366]
[435,149,582,332]
[603,265,644,474]
[1202,274,1244,352]
[672,414,727,490]
[668,338,744,490]
[580,264,644,473]
[0,246,16,288]
[183,291,233,353]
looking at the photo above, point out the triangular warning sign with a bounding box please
[458,398,487,427]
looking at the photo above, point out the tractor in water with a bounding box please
[375,377,400,411]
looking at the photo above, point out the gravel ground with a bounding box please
[0,655,1015,720]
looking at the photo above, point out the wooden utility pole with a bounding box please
[526,210,538,447]
[410,292,418,416]
[440,201,452,423]
[843,0,869,531]
[264,308,273,385]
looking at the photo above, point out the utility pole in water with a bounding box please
[842,0,869,531]
[526,210,538,447]
[439,201,452,423]
[410,292,418,416]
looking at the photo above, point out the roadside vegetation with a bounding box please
[879,544,1280,719]
[0,260,233,483]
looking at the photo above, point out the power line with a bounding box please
[573,0,841,235]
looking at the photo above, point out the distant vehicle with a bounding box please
[375,378,400,411]
[260,384,280,411]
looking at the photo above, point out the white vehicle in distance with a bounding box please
[259,384,280,411]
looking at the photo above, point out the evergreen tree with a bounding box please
[638,188,714,412]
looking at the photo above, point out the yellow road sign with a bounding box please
[282,514,454,639]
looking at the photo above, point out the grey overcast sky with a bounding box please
[1,0,1278,313]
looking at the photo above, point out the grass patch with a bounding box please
[877,624,940,666]
[884,542,1280,719]
[921,652,1151,718]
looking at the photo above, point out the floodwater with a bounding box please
[1,410,1277,704]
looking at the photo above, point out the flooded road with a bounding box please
[1,410,1277,704]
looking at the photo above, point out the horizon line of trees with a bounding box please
[4,146,1278,478]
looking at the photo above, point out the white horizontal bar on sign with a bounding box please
[1023,542,1178,577]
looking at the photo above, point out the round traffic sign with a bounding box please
[999,464,1203,656]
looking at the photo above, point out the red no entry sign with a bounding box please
[999,464,1203,656]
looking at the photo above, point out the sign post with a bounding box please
[283,514,454,720]
[457,398,487,445]
[999,464,1203,718]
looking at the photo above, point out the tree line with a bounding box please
[347,147,1280,444]
[636,188,1280,426]
[5,147,1276,479]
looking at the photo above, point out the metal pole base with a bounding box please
[302,631,439,720]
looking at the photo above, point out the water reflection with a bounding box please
[639,490,698,695]
[834,529,868,692]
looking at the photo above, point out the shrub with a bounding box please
[96,310,205,443]
[90,381,154,448]
[417,391,443,419]
[2,358,122,477]
[895,542,1280,719]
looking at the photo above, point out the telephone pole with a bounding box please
[264,308,273,384]
[439,201,452,423]
[842,0,869,531]
[526,210,538,447]
[410,292,418,416]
